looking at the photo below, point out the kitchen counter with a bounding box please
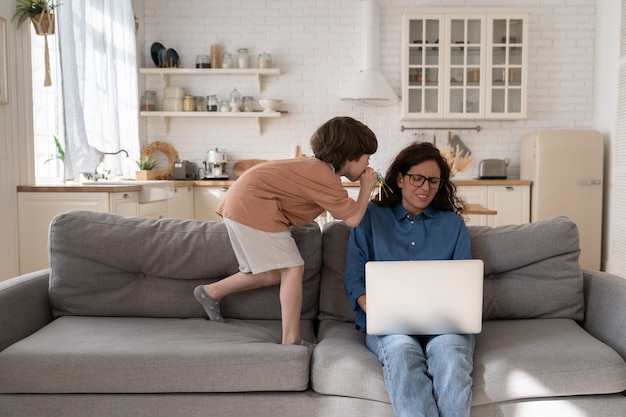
[18,179,531,192]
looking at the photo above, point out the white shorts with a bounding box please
[223,218,305,275]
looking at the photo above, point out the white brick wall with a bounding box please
[136,0,597,179]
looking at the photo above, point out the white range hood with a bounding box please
[341,0,399,105]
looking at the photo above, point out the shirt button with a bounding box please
[411,242,416,246]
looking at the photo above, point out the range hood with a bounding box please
[341,0,399,105]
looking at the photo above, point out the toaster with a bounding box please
[478,159,507,179]
[173,161,198,180]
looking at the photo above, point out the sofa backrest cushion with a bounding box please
[470,216,583,320]
[318,216,584,322]
[48,210,322,320]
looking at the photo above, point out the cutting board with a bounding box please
[449,134,472,157]
[233,159,267,177]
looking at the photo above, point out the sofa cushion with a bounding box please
[0,316,315,394]
[472,319,626,406]
[318,216,584,322]
[312,319,626,406]
[48,210,322,320]
[318,222,355,322]
[311,319,388,402]
[470,216,584,320]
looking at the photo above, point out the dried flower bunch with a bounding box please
[376,171,393,200]
[437,144,475,177]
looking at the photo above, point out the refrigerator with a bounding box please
[520,129,604,270]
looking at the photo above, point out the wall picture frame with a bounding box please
[0,17,7,104]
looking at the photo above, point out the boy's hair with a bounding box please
[375,141,466,214]
[310,117,378,172]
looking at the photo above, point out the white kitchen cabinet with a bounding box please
[139,200,169,219]
[139,68,283,134]
[194,186,228,221]
[457,183,530,227]
[18,192,111,274]
[402,9,527,120]
[110,191,139,217]
[168,185,195,219]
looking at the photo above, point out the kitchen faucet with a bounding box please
[85,149,130,181]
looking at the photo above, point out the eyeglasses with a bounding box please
[404,173,443,189]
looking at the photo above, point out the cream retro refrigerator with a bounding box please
[520,129,603,269]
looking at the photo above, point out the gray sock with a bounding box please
[194,286,225,322]
[298,339,316,349]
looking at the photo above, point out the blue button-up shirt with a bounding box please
[344,202,471,332]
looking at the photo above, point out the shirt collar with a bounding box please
[392,203,436,221]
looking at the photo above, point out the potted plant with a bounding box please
[12,0,59,35]
[136,155,157,180]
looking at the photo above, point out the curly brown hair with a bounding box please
[310,117,378,172]
[375,142,466,213]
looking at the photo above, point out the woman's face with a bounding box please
[396,159,441,217]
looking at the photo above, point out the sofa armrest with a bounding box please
[581,268,626,361]
[0,269,53,352]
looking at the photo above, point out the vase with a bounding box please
[32,13,55,36]
[136,170,157,180]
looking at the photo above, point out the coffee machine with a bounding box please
[205,148,228,179]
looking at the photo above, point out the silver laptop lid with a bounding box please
[365,259,484,336]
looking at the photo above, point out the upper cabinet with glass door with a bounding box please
[402,9,528,120]
[486,15,528,118]
[404,16,444,116]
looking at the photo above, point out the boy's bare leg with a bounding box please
[279,265,305,345]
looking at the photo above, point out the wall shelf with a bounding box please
[139,67,281,91]
[140,110,283,134]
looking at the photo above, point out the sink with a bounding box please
[81,180,175,203]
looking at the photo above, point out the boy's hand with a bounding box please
[359,167,377,190]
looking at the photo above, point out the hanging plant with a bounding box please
[12,0,59,33]
[12,1,60,87]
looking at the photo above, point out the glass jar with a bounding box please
[206,95,219,112]
[229,87,242,112]
[183,95,195,112]
[195,96,207,111]
[257,51,272,69]
[237,48,249,68]
[195,54,210,68]
[242,96,254,112]
[140,90,157,111]
[220,100,231,112]
[222,52,233,69]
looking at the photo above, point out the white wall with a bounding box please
[593,0,623,275]
[0,2,35,281]
[138,0,598,180]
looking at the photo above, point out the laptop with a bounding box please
[365,259,484,335]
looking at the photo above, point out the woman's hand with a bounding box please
[357,294,367,313]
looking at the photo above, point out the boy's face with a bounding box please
[340,154,371,182]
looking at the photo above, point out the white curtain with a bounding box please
[57,0,139,180]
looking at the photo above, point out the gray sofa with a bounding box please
[1,209,625,417]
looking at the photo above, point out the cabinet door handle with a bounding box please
[577,180,602,185]
[123,193,131,199]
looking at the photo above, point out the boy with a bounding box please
[194,116,378,347]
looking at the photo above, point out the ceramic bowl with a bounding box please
[259,98,282,112]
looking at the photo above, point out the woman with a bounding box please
[344,142,474,417]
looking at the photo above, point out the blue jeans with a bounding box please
[366,333,474,417]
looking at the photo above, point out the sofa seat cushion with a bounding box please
[472,319,626,405]
[312,319,626,406]
[311,319,389,403]
[0,316,315,394]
